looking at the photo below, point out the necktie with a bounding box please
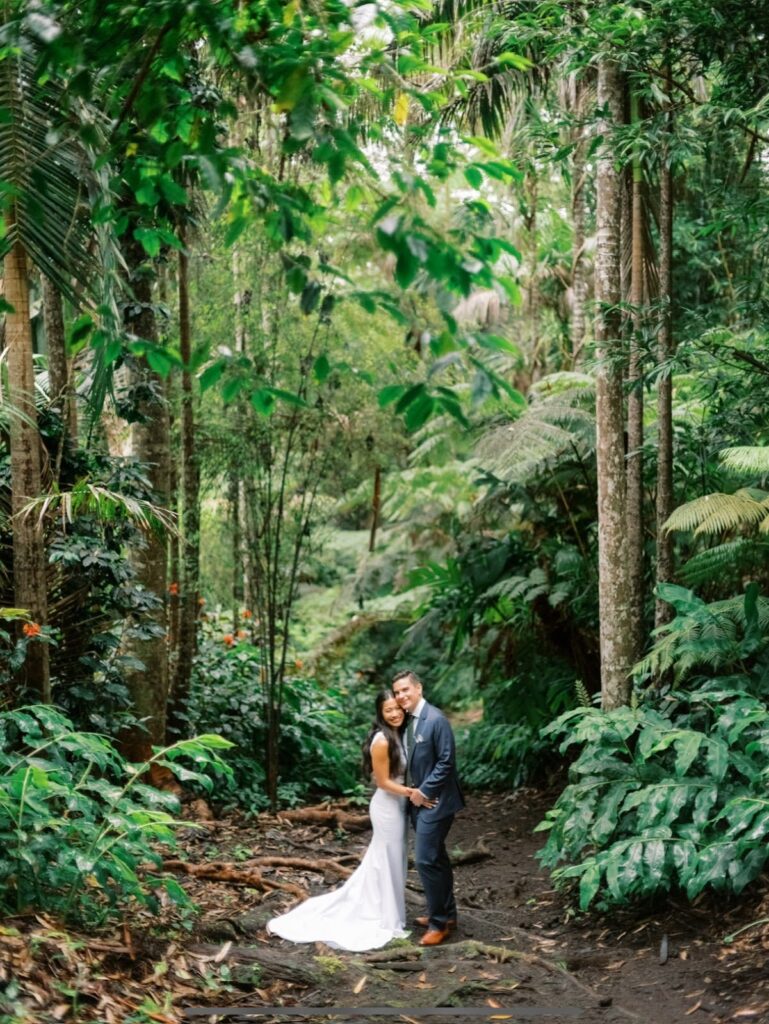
[405,714,416,785]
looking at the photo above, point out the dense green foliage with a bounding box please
[537,584,769,909]
[0,705,231,924]
[1,0,769,936]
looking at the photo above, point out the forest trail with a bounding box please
[4,790,768,1022]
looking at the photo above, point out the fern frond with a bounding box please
[529,372,596,400]
[679,539,769,586]
[574,679,590,708]
[719,446,769,476]
[665,490,769,536]
[475,416,578,482]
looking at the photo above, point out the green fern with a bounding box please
[665,489,769,536]
[679,539,769,587]
[720,446,769,476]
[574,679,590,708]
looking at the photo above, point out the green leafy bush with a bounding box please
[0,704,232,924]
[537,688,769,910]
[187,627,365,809]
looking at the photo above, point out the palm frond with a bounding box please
[20,483,178,535]
[665,490,769,536]
[0,48,100,304]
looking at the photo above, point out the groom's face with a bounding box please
[393,676,422,712]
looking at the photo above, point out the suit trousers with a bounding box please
[411,810,456,929]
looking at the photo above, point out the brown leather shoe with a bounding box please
[419,927,450,947]
[415,915,457,930]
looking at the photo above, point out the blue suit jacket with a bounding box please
[407,701,465,822]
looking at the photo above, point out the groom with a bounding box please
[393,669,464,947]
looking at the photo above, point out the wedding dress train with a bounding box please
[267,737,408,951]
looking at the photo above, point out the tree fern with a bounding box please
[679,539,769,587]
[475,371,595,484]
[665,489,769,536]
[720,446,769,476]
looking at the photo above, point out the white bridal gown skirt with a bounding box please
[267,788,408,951]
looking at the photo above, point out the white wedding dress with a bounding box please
[266,733,408,951]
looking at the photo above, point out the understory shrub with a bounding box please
[0,704,232,924]
[187,627,370,809]
[537,688,769,910]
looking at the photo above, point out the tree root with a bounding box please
[250,856,353,878]
[271,807,371,831]
[450,839,492,865]
[162,859,307,898]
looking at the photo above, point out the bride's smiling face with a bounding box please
[381,698,405,728]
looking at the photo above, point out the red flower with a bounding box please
[242,609,253,619]
[294,658,303,670]
[168,582,179,596]
[223,634,234,646]
[23,622,42,637]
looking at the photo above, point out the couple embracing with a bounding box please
[267,670,465,952]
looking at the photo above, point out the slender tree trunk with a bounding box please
[595,61,634,709]
[120,238,171,762]
[230,473,243,630]
[42,276,77,483]
[42,277,69,422]
[5,230,49,700]
[369,465,381,553]
[525,168,541,380]
[655,110,676,629]
[169,237,201,737]
[570,77,589,367]
[626,91,645,663]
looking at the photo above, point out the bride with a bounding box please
[267,692,423,951]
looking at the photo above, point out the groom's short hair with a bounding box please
[393,669,422,687]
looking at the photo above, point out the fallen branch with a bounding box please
[162,859,307,898]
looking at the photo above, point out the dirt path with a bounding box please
[175,790,769,1023]
[4,788,769,1022]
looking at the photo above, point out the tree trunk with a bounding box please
[230,472,243,631]
[626,91,645,663]
[5,229,49,700]
[525,169,541,380]
[169,236,201,738]
[594,61,634,709]
[120,239,171,762]
[570,76,589,367]
[368,465,382,553]
[42,276,78,483]
[655,115,675,630]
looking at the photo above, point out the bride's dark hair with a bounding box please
[362,691,405,779]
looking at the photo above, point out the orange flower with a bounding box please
[237,629,247,639]
[294,659,303,670]
[23,622,41,637]
[198,597,206,606]
[223,634,234,646]
[242,609,253,619]
[168,582,179,596]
